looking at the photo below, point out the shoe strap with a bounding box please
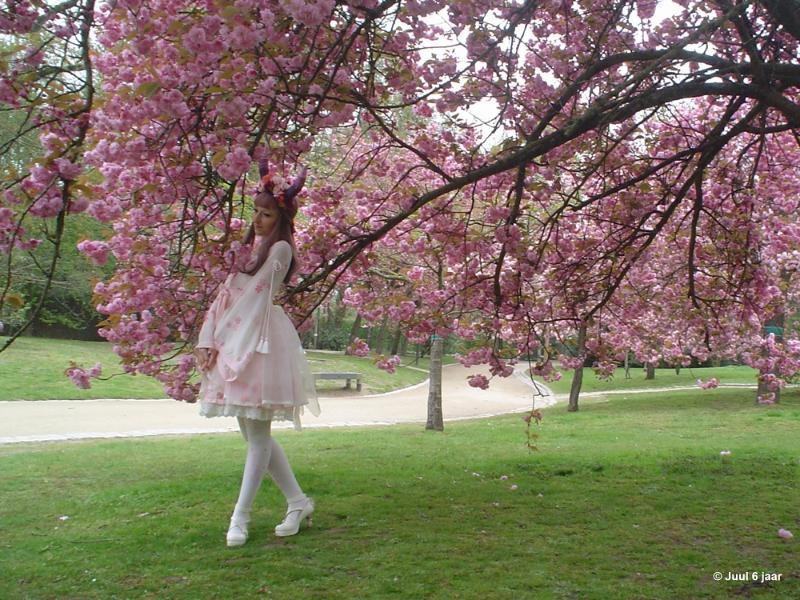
[230,515,250,528]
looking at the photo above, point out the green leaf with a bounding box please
[135,81,161,98]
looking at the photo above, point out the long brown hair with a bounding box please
[239,158,307,282]
[240,194,297,282]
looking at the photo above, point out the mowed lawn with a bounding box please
[538,365,761,395]
[1,387,797,599]
[0,337,430,400]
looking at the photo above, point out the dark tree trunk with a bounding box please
[645,362,656,380]
[568,365,583,412]
[567,323,587,412]
[757,379,781,404]
[332,293,346,327]
[426,335,444,431]
[374,316,389,354]
[390,326,403,356]
[348,313,362,347]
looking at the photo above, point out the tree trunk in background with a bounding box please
[426,335,444,431]
[390,326,403,356]
[567,323,587,412]
[757,312,785,404]
[645,362,656,380]
[348,313,362,347]
[332,293,346,327]
[624,351,631,379]
[373,315,389,354]
[756,378,781,404]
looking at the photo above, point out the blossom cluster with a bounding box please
[65,362,102,389]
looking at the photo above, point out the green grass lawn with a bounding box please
[0,337,167,400]
[1,387,797,599]
[0,337,431,400]
[542,365,761,395]
[306,351,428,394]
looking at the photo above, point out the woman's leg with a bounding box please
[266,439,307,507]
[234,417,273,516]
[267,438,314,536]
[227,418,272,546]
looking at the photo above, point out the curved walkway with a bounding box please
[0,364,555,444]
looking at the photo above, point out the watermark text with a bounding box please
[713,571,783,583]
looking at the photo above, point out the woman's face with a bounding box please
[253,200,279,237]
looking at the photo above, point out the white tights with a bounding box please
[232,417,307,521]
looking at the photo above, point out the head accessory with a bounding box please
[258,156,307,219]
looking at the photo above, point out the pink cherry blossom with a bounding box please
[467,374,490,390]
[697,378,720,390]
[77,240,111,265]
[347,338,370,358]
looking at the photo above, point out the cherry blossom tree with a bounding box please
[1,0,799,405]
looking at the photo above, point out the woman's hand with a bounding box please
[194,348,218,373]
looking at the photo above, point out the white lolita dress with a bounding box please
[196,240,320,429]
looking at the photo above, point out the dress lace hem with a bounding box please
[199,402,306,431]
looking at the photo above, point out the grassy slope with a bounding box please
[0,337,166,400]
[0,337,430,400]
[1,387,797,599]
[542,365,760,395]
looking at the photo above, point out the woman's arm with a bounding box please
[194,277,231,371]
[197,277,231,348]
[254,240,292,353]
[258,240,292,299]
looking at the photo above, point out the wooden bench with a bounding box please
[314,372,362,391]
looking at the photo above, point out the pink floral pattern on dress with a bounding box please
[196,241,320,428]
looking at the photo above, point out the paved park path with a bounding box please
[0,364,556,444]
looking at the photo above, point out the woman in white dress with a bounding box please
[194,158,320,547]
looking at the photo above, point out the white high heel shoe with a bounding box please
[226,514,250,547]
[275,498,314,537]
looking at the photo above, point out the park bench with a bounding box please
[314,372,362,391]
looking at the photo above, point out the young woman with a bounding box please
[194,160,320,547]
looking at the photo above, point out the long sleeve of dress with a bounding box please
[196,275,233,349]
[211,241,292,382]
